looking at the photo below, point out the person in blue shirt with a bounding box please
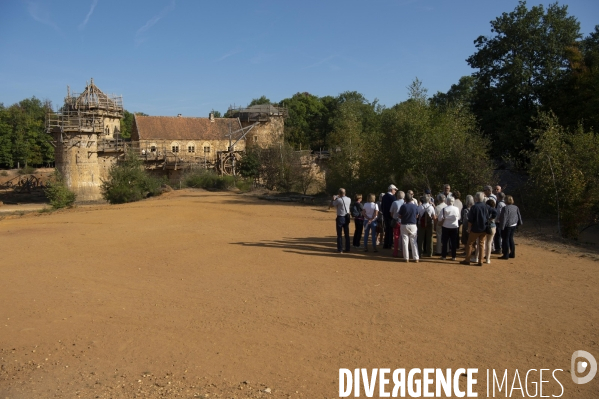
[381,184,398,249]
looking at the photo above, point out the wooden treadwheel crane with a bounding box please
[217,121,259,176]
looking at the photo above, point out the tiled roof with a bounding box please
[133,115,241,141]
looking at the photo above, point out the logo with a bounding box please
[571,350,597,384]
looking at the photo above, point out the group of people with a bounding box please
[330,183,523,265]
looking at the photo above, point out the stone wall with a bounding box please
[54,132,103,202]
[137,138,244,161]
[244,117,284,149]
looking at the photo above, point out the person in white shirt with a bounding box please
[406,190,419,205]
[438,197,461,260]
[330,188,352,253]
[483,185,497,202]
[417,195,436,257]
[452,190,464,249]
[362,193,379,252]
[434,194,447,255]
[390,191,405,257]
[438,184,454,200]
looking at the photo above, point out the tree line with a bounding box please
[234,1,598,238]
[1,1,596,237]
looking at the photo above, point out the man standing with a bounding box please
[417,195,436,257]
[434,194,447,255]
[493,185,502,198]
[461,192,489,266]
[484,185,497,202]
[390,191,405,257]
[331,188,352,253]
[493,192,506,254]
[439,184,453,200]
[398,193,419,263]
[381,184,398,249]
[406,190,419,205]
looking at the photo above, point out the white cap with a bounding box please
[388,184,398,191]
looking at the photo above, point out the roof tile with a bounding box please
[134,116,241,141]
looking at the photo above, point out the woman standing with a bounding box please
[498,195,523,259]
[351,194,365,248]
[363,194,379,252]
[438,197,461,261]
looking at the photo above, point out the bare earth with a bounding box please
[1,190,598,398]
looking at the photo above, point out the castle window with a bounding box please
[253,136,258,142]
[188,146,195,153]
[150,146,156,152]
[172,145,179,153]
[203,146,211,154]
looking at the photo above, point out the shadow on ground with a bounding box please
[231,235,480,266]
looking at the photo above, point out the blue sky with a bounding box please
[1,0,597,116]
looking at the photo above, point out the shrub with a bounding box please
[0,170,8,176]
[45,171,76,209]
[183,169,252,191]
[18,165,37,175]
[101,151,164,204]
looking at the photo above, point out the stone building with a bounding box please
[132,105,287,176]
[132,114,243,165]
[46,79,124,201]
[47,79,287,201]
[231,104,286,148]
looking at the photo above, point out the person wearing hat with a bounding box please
[424,189,435,205]
[381,184,398,249]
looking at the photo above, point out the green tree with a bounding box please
[248,96,271,106]
[237,149,260,179]
[431,75,476,110]
[467,1,581,162]
[0,97,53,168]
[545,26,599,132]
[376,79,494,196]
[529,112,599,238]
[279,92,328,149]
[326,92,380,194]
[120,111,148,139]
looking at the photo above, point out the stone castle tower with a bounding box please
[46,79,124,201]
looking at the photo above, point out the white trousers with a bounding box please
[401,224,419,260]
[435,225,443,255]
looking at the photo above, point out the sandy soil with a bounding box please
[0,189,598,398]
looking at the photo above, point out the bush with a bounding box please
[0,170,8,176]
[45,171,76,209]
[18,165,37,175]
[101,151,164,204]
[183,169,250,191]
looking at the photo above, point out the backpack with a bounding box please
[420,205,433,228]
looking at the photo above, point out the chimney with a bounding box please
[209,112,215,122]
[177,114,182,117]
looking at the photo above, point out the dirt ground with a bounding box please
[0,189,598,398]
